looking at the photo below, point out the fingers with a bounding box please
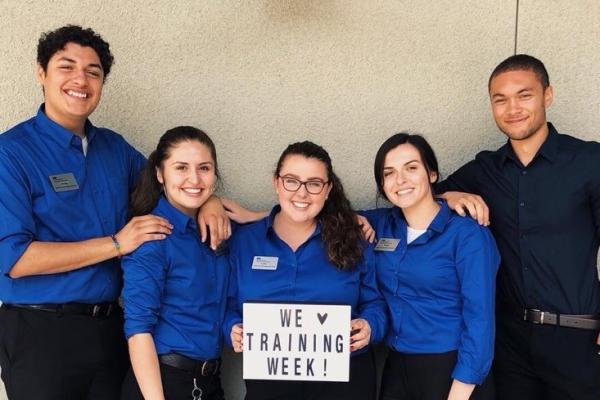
[356,215,376,243]
[117,215,173,254]
[199,215,208,242]
[443,191,490,226]
[231,323,244,353]
[350,319,371,352]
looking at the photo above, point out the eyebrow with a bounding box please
[57,56,103,70]
[280,173,326,181]
[384,159,420,168]
[492,88,533,99]
[172,161,214,166]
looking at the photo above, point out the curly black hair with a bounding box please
[37,25,114,80]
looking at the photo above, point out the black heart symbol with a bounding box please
[317,313,328,325]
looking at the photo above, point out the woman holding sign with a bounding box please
[365,133,499,400]
[225,141,387,400]
[120,126,228,400]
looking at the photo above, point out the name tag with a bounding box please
[49,173,79,192]
[252,256,279,270]
[374,238,400,252]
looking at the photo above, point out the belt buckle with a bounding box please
[525,309,545,324]
[201,360,218,376]
[92,305,101,317]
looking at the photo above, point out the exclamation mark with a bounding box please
[323,359,327,377]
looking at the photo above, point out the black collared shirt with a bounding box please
[436,123,600,314]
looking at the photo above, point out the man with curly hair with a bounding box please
[0,25,173,399]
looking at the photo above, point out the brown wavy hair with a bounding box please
[275,141,363,270]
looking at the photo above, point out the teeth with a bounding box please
[67,90,87,99]
[183,188,202,194]
[397,189,413,195]
[292,202,309,209]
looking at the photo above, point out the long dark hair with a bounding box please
[130,126,218,217]
[373,133,439,203]
[275,141,363,270]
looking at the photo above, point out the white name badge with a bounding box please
[374,238,400,252]
[49,173,79,192]
[252,256,279,270]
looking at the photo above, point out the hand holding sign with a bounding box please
[350,318,371,352]
[231,323,244,353]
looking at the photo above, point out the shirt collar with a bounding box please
[498,122,559,167]
[155,196,196,233]
[387,200,452,234]
[33,104,97,150]
[264,205,322,239]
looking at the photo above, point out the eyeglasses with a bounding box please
[277,175,329,194]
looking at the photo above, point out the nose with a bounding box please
[187,170,201,185]
[506,97,521,114]
[71,68,88,86]
[295,183,309,197]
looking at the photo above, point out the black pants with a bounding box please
[494,314,600,400]
[245,349,377,400]
[0,304,128,400]
[379,349,495,400]
[121,363,224,400]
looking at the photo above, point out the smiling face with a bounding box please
[157,140,216,218]
[489,69,553,143]
[382,143,437,212]
[37,42,104,135]
[273,154,332,226]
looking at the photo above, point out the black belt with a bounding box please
[158,353,220,377]
[499,303,600,330]
[1,302,118,318]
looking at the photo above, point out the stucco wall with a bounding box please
[0,1,598,399]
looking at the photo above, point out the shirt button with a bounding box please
[522,170,527,175]
[519,202,525,207]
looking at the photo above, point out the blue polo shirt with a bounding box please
[0,106,145,304]
[224,206,387,352]
[364,202,499,384]
[122,197,230,360]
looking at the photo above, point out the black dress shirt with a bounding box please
[436,123,600,314]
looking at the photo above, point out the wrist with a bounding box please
[110,234,123,258]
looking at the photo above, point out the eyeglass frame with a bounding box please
[276,175,330,195]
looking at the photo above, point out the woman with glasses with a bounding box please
[224,141,386,400]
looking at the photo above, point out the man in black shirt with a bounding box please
[436,54,600,400]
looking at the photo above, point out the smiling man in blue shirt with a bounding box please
[0,25,173,400]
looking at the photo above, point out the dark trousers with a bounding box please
[379,349,495,400]
[0,304,128,400]
[494,314,600,400]
[121,364,224,400]
[245,349,377,400]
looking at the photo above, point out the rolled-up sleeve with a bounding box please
[121,241,168,339]
[452,223,500,384]
[0,149,35,276]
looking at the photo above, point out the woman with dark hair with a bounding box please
[225,141,386,400]
[120,126,228,400]
[368,133,499,400]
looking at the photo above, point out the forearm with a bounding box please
[447,379,475,400]
[128,333,165,400]
[9,237,119,278]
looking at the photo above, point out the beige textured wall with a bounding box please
[0,1,598,399]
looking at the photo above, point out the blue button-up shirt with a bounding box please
[224,207,387,353]
[0,106,145,303]
[122,197,230,360]
[364,202,499,384]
